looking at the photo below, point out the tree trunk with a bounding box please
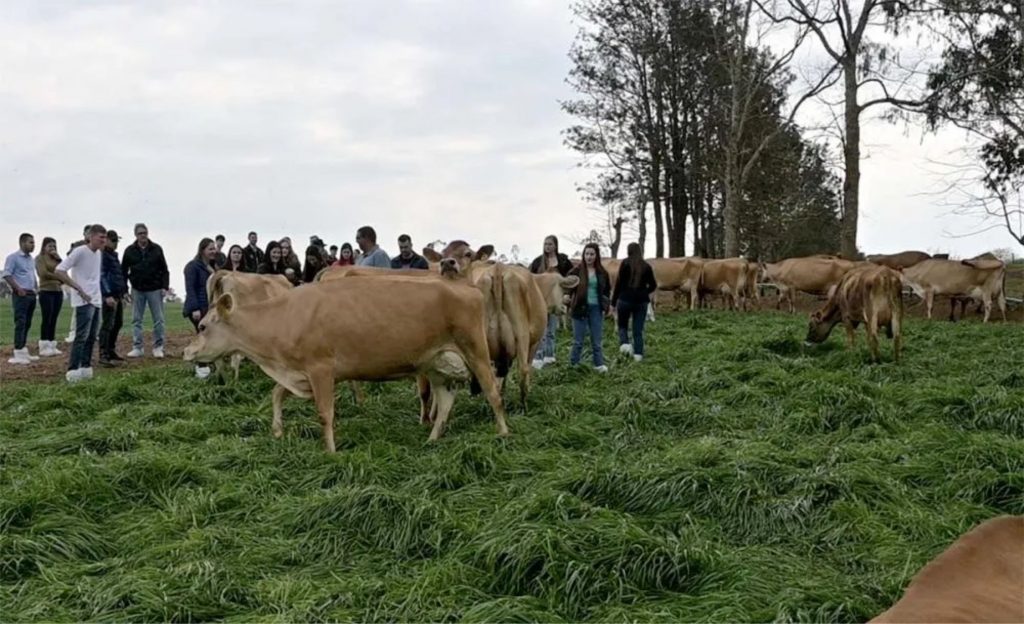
[723,163,741,257]
[610,216,624,258]
[840,60,860,258]
[651,159,665,257]
[637,192,648,252]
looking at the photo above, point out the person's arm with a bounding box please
[37,255,77,290]
[2,256,25,296]
[158,245,171,292]
[55,249,88,299]
[529,256,541,274]
[645,264,658,294]
[184,263,201,317]
[559,255,573,276]
[611,263,625,307]
[413,256,429,270]
[373,252,391,268]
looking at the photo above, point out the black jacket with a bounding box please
[100,248,128,298]
[122,241,170,292]
[242,244,264,273]
[612,260,658,306]
[529,253,573,276]
[567,265,611,318]
[390,253,430,270]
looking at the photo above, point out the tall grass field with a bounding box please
[1,311,1021,621]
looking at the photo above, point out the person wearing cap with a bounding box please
[98,230,129,366]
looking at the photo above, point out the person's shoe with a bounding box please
[195,366,211,379]
[543,356,556,365]
[108,352,125,362]
[65,333,76,344]
[66,369,83,383]
[127,348,144,358]
[619,343,634,356]
[79,367,94,380]
[48,340,63,356]
[595,365,609,374]
[531,359,545,370]
[7,349,31,365]
[153,347,165,359]
[99,356,113,367]
[633,354,644,362]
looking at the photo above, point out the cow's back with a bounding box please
[701,258,747,290]
[867,251,931,270]
[649,257,702,289]
[902,259,1004,294]
[766,257,854,293]
[870,515,1024,623]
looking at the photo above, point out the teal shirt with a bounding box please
[587,275,598,305]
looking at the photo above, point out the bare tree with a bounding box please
[925,156,1024,247]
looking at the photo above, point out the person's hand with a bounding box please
[76,286,89,300]
[161,289,168,298]
[14,287,26,297]
[191,310,202,321]
[285,268,295,276]
[105,297,116,308]
[124,293,132,305]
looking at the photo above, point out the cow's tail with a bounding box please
[492,263,511,380]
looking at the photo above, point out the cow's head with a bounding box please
[183,293,237,364]
[429,240,495,278]
[804,308,838,345]
[534,273,580,315]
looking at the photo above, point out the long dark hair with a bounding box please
[336,242,355,266]
[195,237,216,266]
[574,243,607,299]
[544,235,559,258]
[303,245,326,282]
[40,237,60,262]
[626,242,645,288]
[263,241,283,271]
[225,244,244,271]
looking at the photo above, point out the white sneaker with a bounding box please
[127,348,144,358]
[38,341,58,357]
[7,349,31,365]
[195,366,211,379]
[51,341,63,355]
[543,357,556,365]
[66,369,83,383]
[27,350,40,361]
[619,343,634,356]
[595,365,609,374]
[65,333,75,344]
[153,347,165,359]
[633,354,644,362]
[531,359,545,370]
[79,367,94,380]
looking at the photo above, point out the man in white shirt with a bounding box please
[56,224,107,383]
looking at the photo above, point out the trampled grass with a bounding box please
[1,310,1021,622]
[0,301,190,346]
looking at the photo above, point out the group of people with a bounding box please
[4,224,660,382]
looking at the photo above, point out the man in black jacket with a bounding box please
[121,223,170,359]
[98,230,129,365]
[242,231,264,273]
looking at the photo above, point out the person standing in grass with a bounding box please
[98,231,129,367]
[183,237,218,379]
[213,234,227,269]
[64,224,91,345]
[3,233,40,365]
[56,224,107,383]
[223,245,245,272]
[567,242,611,373]
[529,234,573,369]
[122,223,170,359]
[35,237,72,357]
[612,242,657,362]
[242,231,264,273]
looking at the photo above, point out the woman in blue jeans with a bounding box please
[611,242,658,361]
[529,234,573,368]
[567,243,611,373]
[183,238,218,379]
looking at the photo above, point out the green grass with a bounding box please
[0,300,189,346]
[1,311,1021,622]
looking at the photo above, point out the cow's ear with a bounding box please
[561,275,580,289]
[475,245,495,261]
[423,247,442,262]
[216,292,236,318]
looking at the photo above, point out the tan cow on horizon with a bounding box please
[866,250,931,270]
[760,256,858,313]
[901,258,1007,322]
[870,515,1023,623]
[698,258,749,311]
[184,276,509,452]
[805,263,904,362]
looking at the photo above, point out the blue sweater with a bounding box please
[183,259,214,317]
[100,249,128,298]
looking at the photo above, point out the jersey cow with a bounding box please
[901,258,1007,323]
[760,256,858,313]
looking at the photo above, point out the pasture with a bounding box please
[1,310,1022,622]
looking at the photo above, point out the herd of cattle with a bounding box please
[184,242,1013,452]
[179,242,1022,622]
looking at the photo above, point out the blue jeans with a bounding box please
[538,314,559,360]
[12,293,37,349]
[69,305,100,370]
[571,305,605,367]
[132,289,165,350]
[617,300,648,356]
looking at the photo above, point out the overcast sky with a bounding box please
[1,0,1015,293]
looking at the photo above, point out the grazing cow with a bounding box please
[205,270,292,383]
[646,257,703,319]
[760,256,858,313]
[869,515,1023,623]
[697,258,749,311]
[866,250,931,270]
[805,264,904,362]
[901,258,1007,322]
[183,277,509,452]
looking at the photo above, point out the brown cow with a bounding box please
[760,256,858,313]
[430,241,548,409]
[866,250,931,270]
[870,515,1023,623]
[183,276,509,452]
[901,258,1007,322]
[697,258,749,311]
[742,260,760,311]
[647,257,703,317]
[949,252,1003,321]
[805,263,904,362]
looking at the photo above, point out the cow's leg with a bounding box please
[459,341,510,437]
[688,286,698,311]
[866,310,881,362]
[981,293,992,323]
[843,320,857,349]
[787,290,796,314]
[271,384,291,439]
[427,381,456,442]
[349,381,365,405]
[647,301,656,322]
[997,291,1007,321]
[924,291,935,319]
[231,353,242,382]
[417,375,433,424]
[309,371,337,453]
